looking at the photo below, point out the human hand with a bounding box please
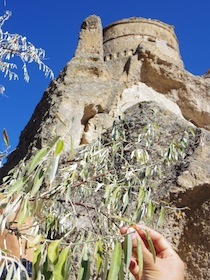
[120,225,185,280]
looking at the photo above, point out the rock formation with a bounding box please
[1,16,210,279]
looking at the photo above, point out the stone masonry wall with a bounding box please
[103,18,184,68]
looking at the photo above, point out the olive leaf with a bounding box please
[3,129,9,147]
[124,232,132,270]
[145,230,156,263]
[108,242,122,280]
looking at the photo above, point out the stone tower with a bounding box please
[103,18,183,67]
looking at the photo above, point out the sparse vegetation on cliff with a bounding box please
[0,103,196,279]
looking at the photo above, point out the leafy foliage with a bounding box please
[0,129,10,167]
[0,8,54,167]
[0,10,54,92]
[0,111,196,279]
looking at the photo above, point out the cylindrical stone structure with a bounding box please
[103,18,183,68]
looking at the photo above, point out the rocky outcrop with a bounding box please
[2,16,210,171]
[56,101,210,280]
[1,15,210,279]
[1,16,124,174]
[115,103,210,280]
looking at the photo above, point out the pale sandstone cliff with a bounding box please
[1,16,210,279]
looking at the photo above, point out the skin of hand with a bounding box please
[120,225,185,280]
[0,195,33,261]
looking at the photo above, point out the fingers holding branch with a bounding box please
[133,225,175,257]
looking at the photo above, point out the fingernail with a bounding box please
[127,227,135,232]
[135,224,143,229]
[127,227,138,239]
[130,260,136,270]
[120,226,128,234]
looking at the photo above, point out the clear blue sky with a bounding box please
[0,0,209,154]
